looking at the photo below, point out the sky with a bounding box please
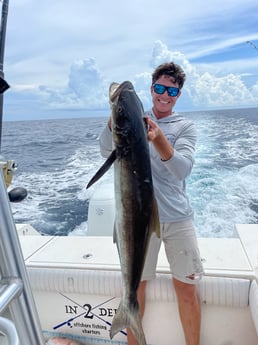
[2,0,258,121]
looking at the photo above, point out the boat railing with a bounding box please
[0,170,45,345]
[0,316,18,345]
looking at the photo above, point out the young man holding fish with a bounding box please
[99,62,204,345]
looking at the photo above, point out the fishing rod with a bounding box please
[246,40,258,53]
[0,0,10,151]
[0,1,27,202]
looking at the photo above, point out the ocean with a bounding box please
[1,107,258,238]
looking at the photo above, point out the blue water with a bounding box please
[1,107,258,237]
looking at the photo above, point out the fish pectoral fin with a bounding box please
[110,303,146,345]
[150,196,160,238]
[86,150,116,189]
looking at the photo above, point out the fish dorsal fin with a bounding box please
[86,150,116,189]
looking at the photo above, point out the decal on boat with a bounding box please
[40,292,146,344]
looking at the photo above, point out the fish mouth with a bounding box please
[109,82,120,102]
[109,81,134,103]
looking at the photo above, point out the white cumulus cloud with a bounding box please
[30,41,258,113]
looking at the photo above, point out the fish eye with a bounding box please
[117,105,123,114]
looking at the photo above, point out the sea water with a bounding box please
[1,107,258,237]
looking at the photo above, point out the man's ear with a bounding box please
[177,90,182,98]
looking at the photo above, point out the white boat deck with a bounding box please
[18,224,256,279]
[1,223,257,345]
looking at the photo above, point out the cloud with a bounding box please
[187,34,258,60]
[68,59,108,102]
[193,73,256,107]
[5,39,258,121]
[251,81,258,97]
[38,58,109,110]
[148,41,258,109]
[3,0,258,120]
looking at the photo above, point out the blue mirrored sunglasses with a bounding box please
[153,83,179,97]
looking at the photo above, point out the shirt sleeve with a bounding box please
[162,122,197,180]
[99,124,113,158]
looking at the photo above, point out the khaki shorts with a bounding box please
[142,219,204,284]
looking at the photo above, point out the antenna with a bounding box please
[246,40,258,52]
[0,0,10,151]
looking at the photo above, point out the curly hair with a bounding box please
[152,62,186,89]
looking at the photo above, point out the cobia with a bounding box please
[87,81,160,345]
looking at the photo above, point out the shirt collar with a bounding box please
[147,109,183,123]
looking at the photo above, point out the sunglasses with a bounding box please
[153,83,180,97]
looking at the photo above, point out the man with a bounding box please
[99,62,204,345]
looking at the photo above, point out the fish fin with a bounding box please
[113,225,122,262]
[150,196,160,238]
[110,302,146,345]
[113,224,117,244]
[86,150,116,189]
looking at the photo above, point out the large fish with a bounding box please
[87,81,160,345]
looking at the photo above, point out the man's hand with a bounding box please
[146,117,161,141]
[145,117,174,161]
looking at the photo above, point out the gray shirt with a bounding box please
[99,109,197,223]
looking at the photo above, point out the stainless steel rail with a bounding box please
[0,316,19,345]
[0,169,45,345]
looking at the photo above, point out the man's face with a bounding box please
[151,75,181,119]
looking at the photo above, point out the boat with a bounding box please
[0,2,258,344]
[1,177,258,345]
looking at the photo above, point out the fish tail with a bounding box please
[110,302,146,345]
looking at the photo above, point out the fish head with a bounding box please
[109,81,146,147]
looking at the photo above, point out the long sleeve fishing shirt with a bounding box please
[99,109,197,223]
